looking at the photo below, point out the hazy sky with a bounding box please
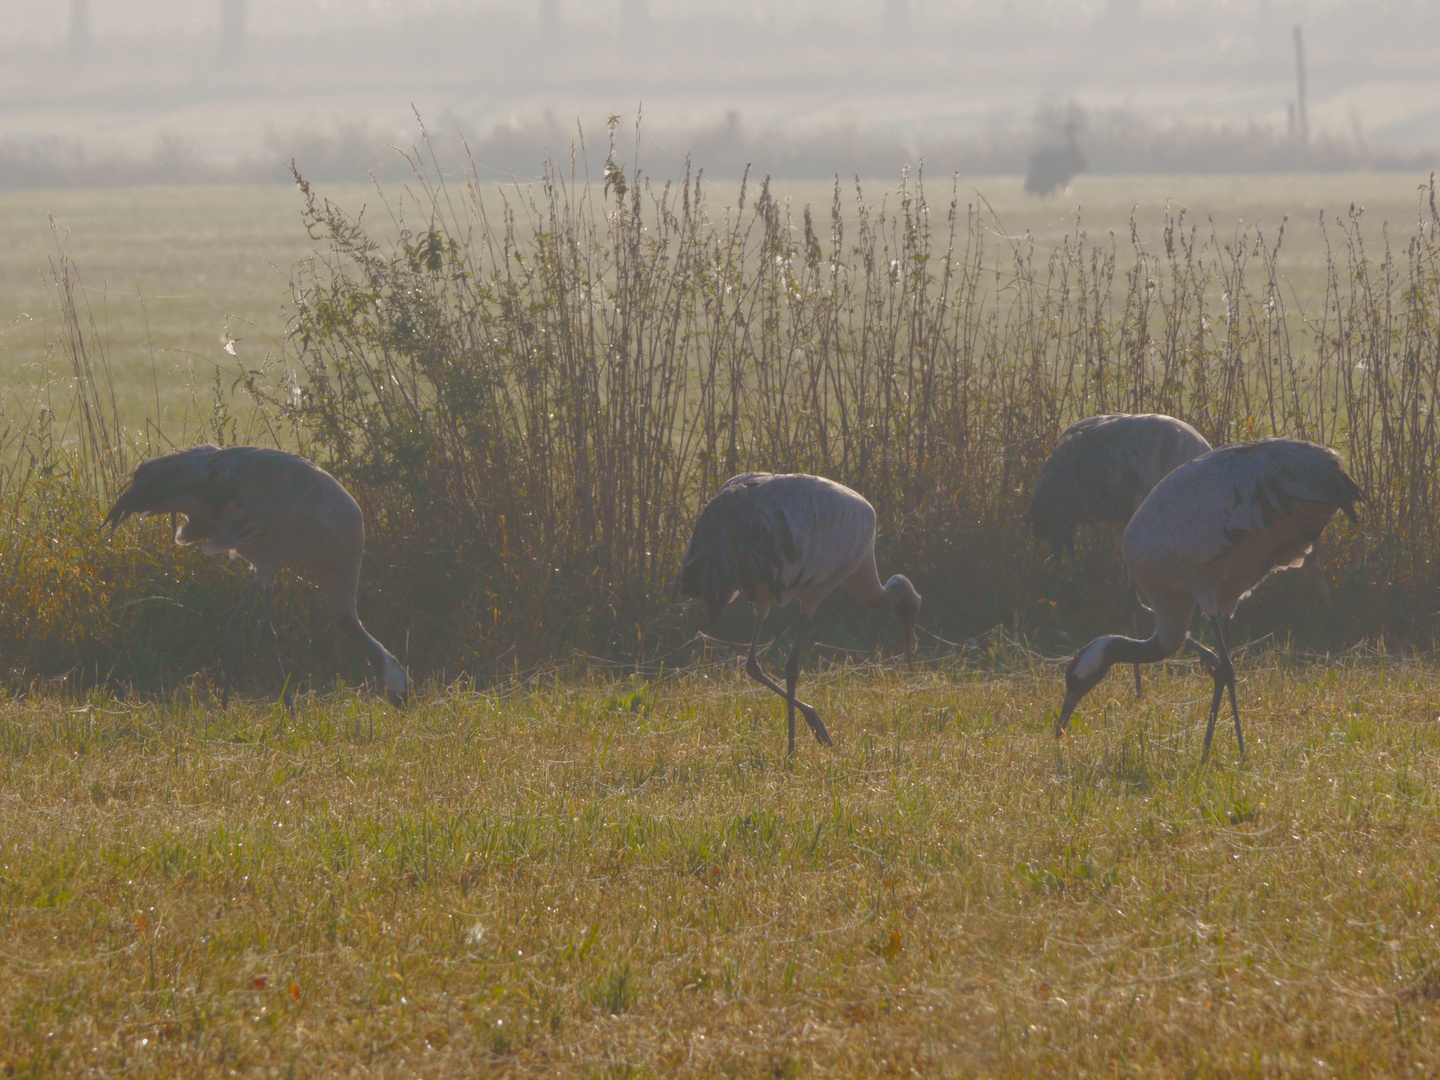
[0,0,1433,165]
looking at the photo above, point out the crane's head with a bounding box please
[1027,494,1078,564]
[1055,636,1115,738]
[884,575,921,663]
[381,654,410,710]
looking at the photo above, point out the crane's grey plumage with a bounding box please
[1053,438,1363,762]
[104,444,409,708]
[1031,413,1212,695]
[678,473,920,756]
[1029,413,1212,560]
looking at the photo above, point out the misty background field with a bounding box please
[0,0,1436,185]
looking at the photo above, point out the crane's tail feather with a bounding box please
[678,550,738,626]
[1256,440,1366,526]
[1337,473,1367,523]
[677,479,788,624]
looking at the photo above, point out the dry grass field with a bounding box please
[5,656,1440,1077]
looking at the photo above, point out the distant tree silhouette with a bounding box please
[1025,120,1085,197]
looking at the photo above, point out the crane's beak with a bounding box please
[1054,685,1083,739]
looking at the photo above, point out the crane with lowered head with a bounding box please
[104,444,409,708]
[678,472,921,757]
[1030,412,1213,695]
[1053,438,1362,762]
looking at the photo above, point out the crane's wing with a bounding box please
[1124,439,1362,603]
[677,472,877,620]
[104,444,307,550]
[758,475,877,599]
[677,473,791,623]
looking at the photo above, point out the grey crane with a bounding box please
[1024,120,1085,197]
[1053,438,1362,762]
[678,472,921,756]
[1030,413,1213,562]
[104,444,409,708]
[1030,412,1213,695]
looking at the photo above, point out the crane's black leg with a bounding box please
[1127,573,1145,698]
[784,613,832,751]
[783,616,802,757]
[744,609,827,756]
[221,578,259,709]
[1200,614,1240,763]
[1185,634,1220,678]
[1201,672,1226,764]
[1217,615,1244,758]
[259,584,292,708]
[1131,610,1144,698]
[744,609,782,701]
[1303,545,1332,603]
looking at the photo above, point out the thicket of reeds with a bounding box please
[2,132,1439,694]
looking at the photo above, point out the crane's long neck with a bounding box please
[336,612,409,707]
[1085,605,1192,674]
[847,549,907,611]
[1105,589,1194,667]
[844,549,920,659]
[1067,632,1172,692]
[1058,595,1193,735]
[1104,634,1171,667]
[842,549,882,606]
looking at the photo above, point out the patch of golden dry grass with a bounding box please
[4,657,1440,1076]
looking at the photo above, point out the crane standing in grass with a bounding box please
[1029,412,1213,696]
[1052,438,1362,763]
[678,473,921,757]
[104,444,409,708]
